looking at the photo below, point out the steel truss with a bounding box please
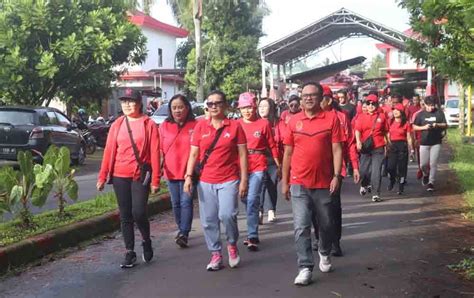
[260,8,409,65]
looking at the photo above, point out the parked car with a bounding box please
[0,106,86,165]
[150,103,205,125]
[150,105,169,125]
[443,98,460,126]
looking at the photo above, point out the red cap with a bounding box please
[366,94,378,103]
[393,103,405,112]
[322,85,332,97]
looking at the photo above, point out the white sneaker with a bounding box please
[294,268,312,286]
[359,186,367,196]
[268,210,276,222]
[319,252,332,273]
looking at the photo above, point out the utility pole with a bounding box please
[193,0,204,102]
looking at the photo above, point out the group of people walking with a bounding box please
[97,82,447,285]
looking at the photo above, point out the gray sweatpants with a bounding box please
[360,147,385,196]
[419,144,441,184]
[197,180,240,252]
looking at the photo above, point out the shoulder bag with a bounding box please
[360,115,379,154]
[193,126,225,183]
[125,117,152,186]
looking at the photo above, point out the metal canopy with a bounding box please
[260,8,408,65]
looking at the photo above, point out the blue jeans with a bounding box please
[241,171,264,239]
[291,185,334,269]
[259,164,278,212]
[167,180,193,237]
[197,180,240,252]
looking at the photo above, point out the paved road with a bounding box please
[0,146,473,297]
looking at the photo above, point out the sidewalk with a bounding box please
[0,146,473,297]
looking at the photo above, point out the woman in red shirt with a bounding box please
[354,94,389,202]
[97,89,160,268]
[183,90,248,271]
[159,94,196,248]
[387,104,413,194]
[257,97,283,223]
[237,93,279,251]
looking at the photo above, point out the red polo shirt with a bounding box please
[238,118,278,173]
[389,120,412,142]
[354,112,388,149]
[191,118,246,184]
[283,111,344,189]
[159,120,197,180]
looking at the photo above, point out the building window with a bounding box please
[158,48,163,67]
[398,51,409,65]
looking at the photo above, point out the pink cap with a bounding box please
[238,92,256,108]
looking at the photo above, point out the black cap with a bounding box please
[119,88,142,102]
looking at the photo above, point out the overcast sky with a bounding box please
[151,0,411,67]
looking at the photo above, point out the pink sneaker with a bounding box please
[227,244,240,268]
[206,252,223,271]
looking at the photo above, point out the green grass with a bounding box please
[0,182,168,247]
[446,129,474,219]
[448,256,474,280]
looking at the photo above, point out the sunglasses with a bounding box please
[206,101,225,108]
[365,101,377,106]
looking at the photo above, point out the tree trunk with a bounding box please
[20,196,31,227]
[459,84,465,135]
[58,193,65,218]
[193,0,204,102]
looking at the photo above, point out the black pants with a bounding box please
[360,147,385,196]
[312,183,342,243]
[387,141,409,182]
[112,177,150,251]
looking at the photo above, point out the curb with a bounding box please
[0,193,171,274]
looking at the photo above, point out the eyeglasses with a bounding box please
[365,102,377,106]
[289,103,299,108]
[206,101,225,108]
[301,93,320,99]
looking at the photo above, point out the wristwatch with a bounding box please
[184,174,193,179]
[334,174,343,180]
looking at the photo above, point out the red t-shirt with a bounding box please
[113,117,146,178]
[191,119,246,184]
[159,120,197,180]
[238,118,278,173]
[389,120,412,142]
[407,105,421,122]
[283,111,344,189]
[354,112,388,149]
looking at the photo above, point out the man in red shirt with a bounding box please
[282,82,343,286]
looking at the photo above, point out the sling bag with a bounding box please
[125,117,152,186]
[193,126,225,183]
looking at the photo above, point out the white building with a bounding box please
[108,11,188,116]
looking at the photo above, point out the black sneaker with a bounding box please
[427,183,435,192]
[387,179,395,191]
[331,242,343,257]
[121,250,137,268]
[398,182,404,195]
[142,240,153,263]
[367,185,372,193]
[175,234,188,248]
[247,238,259,251]
[422,176,429,186]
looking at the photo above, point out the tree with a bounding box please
[365,55,386,79]
[399,0,474,133]
[0,0,147,107]
[399,0,474,86]
[168,0,268,100]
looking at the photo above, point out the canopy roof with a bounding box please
[260,8,408,65]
